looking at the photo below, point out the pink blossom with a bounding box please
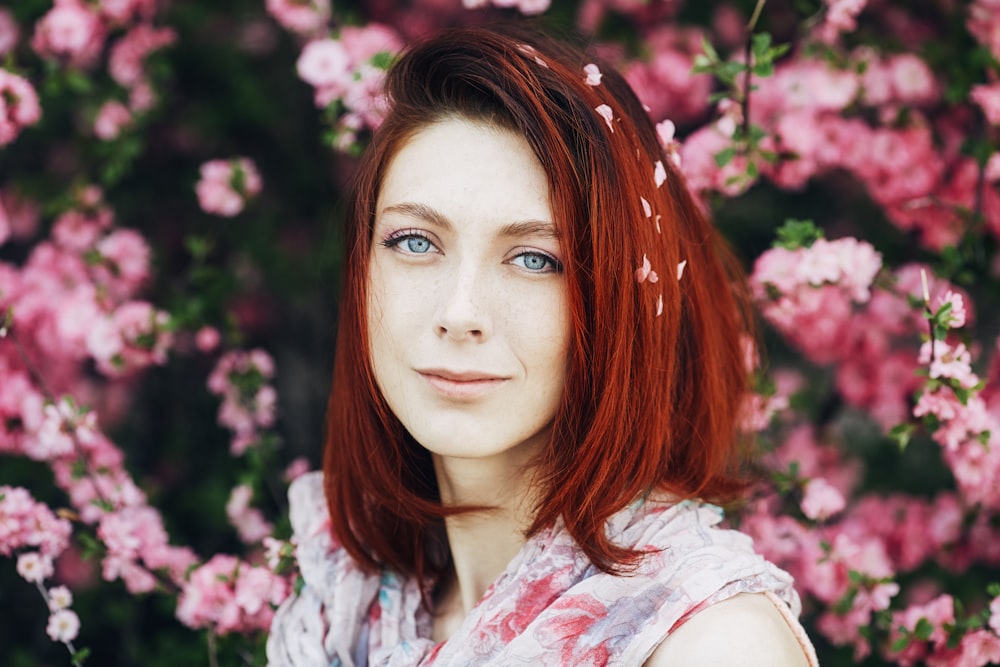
[0,69,42,147]
[815,0,867,43]
[226,484,274,544]
[108,24,177,89]
[887,53,938,105]
[968,0,1000,62]
[47,585,73,611]
[0,486,73,557]
[296,38,351,90]
[17,551,55,583]
[176,555,289,634]
[972,83,1000,126]
[934,290,967,329]
[95,228,151,297]
[265,0,330,35]
[990,596,1000,635]
[97,0,156,25]
[918,340,979,389]
[283,456,311,482]
[195,326,221,353]
[0,9,19,56]
[801,477,847,521]
[31,0,106,69]
[46,608,80,643]
[196,158,262,217]
[94,100,132,140]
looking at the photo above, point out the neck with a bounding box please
[433,454,539,614]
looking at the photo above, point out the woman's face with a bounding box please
[367,118,570,469]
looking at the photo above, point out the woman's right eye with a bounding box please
[380,231,437,255]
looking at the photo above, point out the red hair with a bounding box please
[324,24,753,582]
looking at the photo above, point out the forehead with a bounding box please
[376,118,552,226]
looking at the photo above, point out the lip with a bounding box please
[417,368,509,400]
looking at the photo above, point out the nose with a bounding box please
[433,264,491,342]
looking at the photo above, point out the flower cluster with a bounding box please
[207,349,278,455]
[195,158,263,218]
[750,231,882,364]
[0,69,41,147]
[176,554,289,635]
[293,24,403,151]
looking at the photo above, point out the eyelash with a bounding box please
[378,230,563,274]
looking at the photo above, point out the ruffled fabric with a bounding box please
[267,472,817,666]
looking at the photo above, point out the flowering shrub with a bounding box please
[2,0,1000,665]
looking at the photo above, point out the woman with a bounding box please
[268,24,818,666]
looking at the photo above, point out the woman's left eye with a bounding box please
[510,251,562,274]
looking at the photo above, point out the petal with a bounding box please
[677,260,687,281]
[595,104,614,133]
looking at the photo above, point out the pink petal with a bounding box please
[595,104,614,133]
[640,196,652,217]
[656,293,663,316]
[635,254,652,283]
[677,260,687,281]
[655,215,661,234]
[654,160,666,187]
[584,63,602,86]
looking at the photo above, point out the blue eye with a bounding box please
[512,251,562,273]
[403,236,431,253]
[381,231,437,255]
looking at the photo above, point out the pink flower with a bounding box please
[195,326,221,353]
[17,551,55,583]
[108,24,177,89]
[887,54,938,105]
[226,484,274,544]
[47,585,73,611]
[296,38,351,90]
[801,477,847,520]
[31,0,106,69]
[195,158,262,217]
[265,0,330,35]
[0,9,19,56]
[176,555,288,634]
[283,457,311,482]
[97,0,156,26]
[934,290,967,329]
[918,340,979,389]
[46,609,80,643]
[0,69,42,147]
[94,100,132,140]
[990,596,1000,635]
[972,83,1000,126]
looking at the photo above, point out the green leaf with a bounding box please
[914,617,934,641]
[773,219,824,250]
[370,51,394,70]
[890,632,911,652]
[752,33,773,56]
[71,647,91,666]
[714,147,736,168]
[889,423,914,451]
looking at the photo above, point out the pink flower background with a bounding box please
[2,0,1000,665]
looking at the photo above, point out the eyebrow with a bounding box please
[379,202,559,239]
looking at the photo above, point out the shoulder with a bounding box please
[643,593,814,667]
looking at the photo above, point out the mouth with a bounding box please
[417,369,509,399]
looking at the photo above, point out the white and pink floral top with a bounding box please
[267,472,818,666]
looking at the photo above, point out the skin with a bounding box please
[367,117,811,664]
[367,117,569,632]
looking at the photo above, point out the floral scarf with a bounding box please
[267,473,816,666]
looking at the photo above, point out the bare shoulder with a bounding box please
[644,593,812,667]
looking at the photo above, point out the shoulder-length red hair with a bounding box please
[324,24,753,582]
